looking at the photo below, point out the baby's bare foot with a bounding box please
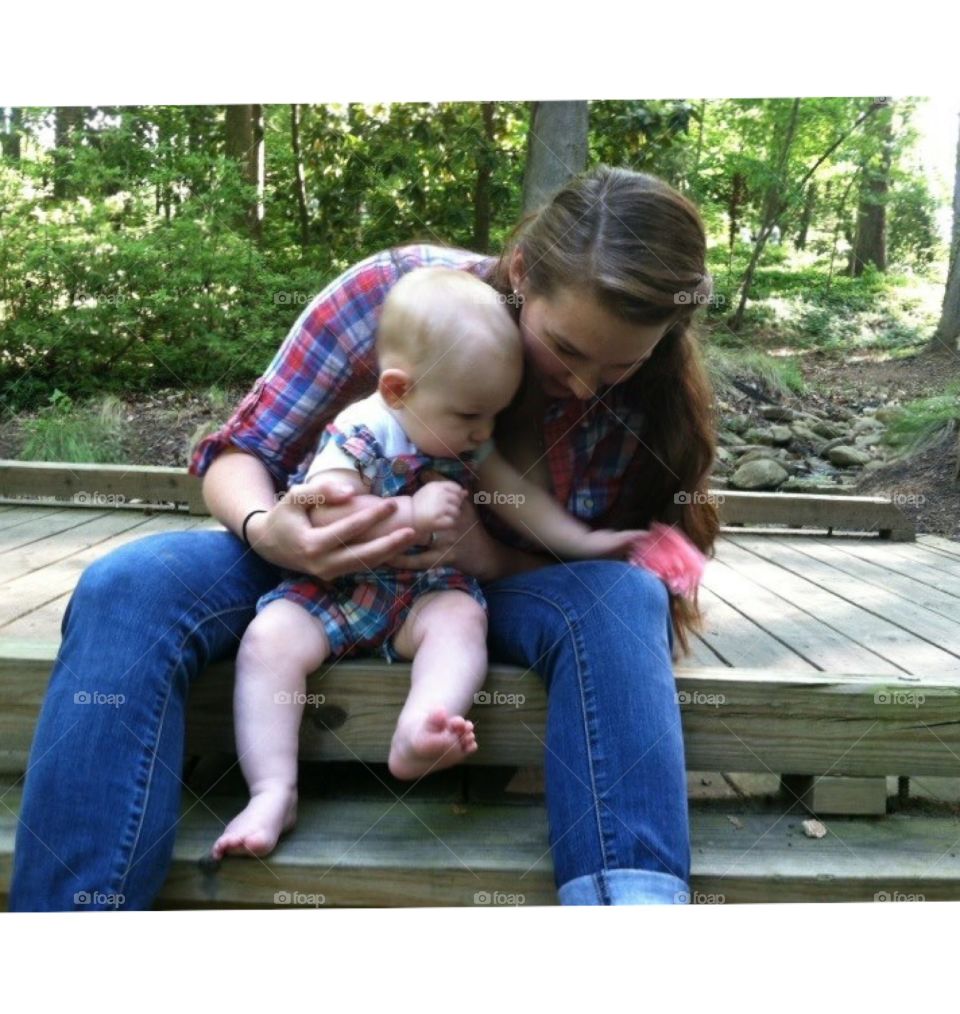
[210,787,298,860]
[388,707,478,780]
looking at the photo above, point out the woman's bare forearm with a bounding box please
[201,446,278,538]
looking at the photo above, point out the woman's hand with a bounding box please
[381,476,506,583]
[245,475,421,581]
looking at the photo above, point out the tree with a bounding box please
[521,101,588,213]
[225,104,264,240]
[290,103,311,246]
[932,111,960,357]
[849,101,894,275]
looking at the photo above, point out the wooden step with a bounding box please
[3,780,959,906]
[4,639,960,776]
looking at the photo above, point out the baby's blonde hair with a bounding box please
[377,267,521,388]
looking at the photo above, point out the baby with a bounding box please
[210,267,646,860]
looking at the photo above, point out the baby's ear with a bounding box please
[379,369,410,406]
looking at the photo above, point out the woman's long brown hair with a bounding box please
[483,165,720,659]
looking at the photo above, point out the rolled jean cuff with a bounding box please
[557,869,691,905]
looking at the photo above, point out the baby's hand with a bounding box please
[411,481,468,537]
[579,528,650,560]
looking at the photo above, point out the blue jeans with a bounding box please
[8,530,690,909]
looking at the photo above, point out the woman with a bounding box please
[9,164,718,909]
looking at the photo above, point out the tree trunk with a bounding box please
[472,102,495,252]
[796,180,817,250]
[933,112,960,356]
[521,101,589,214]
[850,101,893,276]
[225,104,264,240]
[290,104,311,246]
[1,107,22,162]
[53,106,82,199]
[729,99,801,332]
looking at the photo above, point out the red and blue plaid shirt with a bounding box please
[189,244,647,554]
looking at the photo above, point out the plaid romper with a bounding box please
[255,412,493,664]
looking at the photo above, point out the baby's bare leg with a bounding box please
[210,599,331,859]
[387,590,488,780]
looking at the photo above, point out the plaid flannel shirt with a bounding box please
[189,243,647,554]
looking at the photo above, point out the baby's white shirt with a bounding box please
[304,390,420,483]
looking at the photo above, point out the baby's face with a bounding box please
[396,359,521,459]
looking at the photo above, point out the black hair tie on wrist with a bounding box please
[242,509,269,548]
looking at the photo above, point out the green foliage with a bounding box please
[0,98,951,417]
[883,382,960,453]
[705,346,807,398]
[20,388,127,462]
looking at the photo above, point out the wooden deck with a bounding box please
[3,489,960,905]
[2,500,959,673]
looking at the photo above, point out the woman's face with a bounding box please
[516,285,671,400]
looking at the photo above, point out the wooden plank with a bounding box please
[716,490,914,541]
[917,534,960,559]
[753,536,960,650]
[793,775,889,816]
[0,514,209,630]
[729,537,960,674]
[3,784,959,905]
[0,508,114,556]
[696,586,817,671]
[811,537,960,599]
[0,506,75,531]
[717,540,912,674]
[704,552,901,673]
[0,460,206,514]
[4,642,960,775]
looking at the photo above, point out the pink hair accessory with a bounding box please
[627,522,706,600]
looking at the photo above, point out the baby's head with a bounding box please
[376,267,523,458]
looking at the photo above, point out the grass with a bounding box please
[705,346,807,399]
[883,381,960,454]
[20,390,128,463]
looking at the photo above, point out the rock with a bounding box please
[827,445,871,467]
[802,818,828,839]
[726,414,751,435]
[760,405,796,422]
[744,426,792,446]
[811,419,847,439]
[855,432,883,448]
[716,428,742,446]
[729,459,789,491]
[789,422,820,443]
[821,436,851,453]
[714,446,734,464]
[736,448,784,466]
[852,417,884,435]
